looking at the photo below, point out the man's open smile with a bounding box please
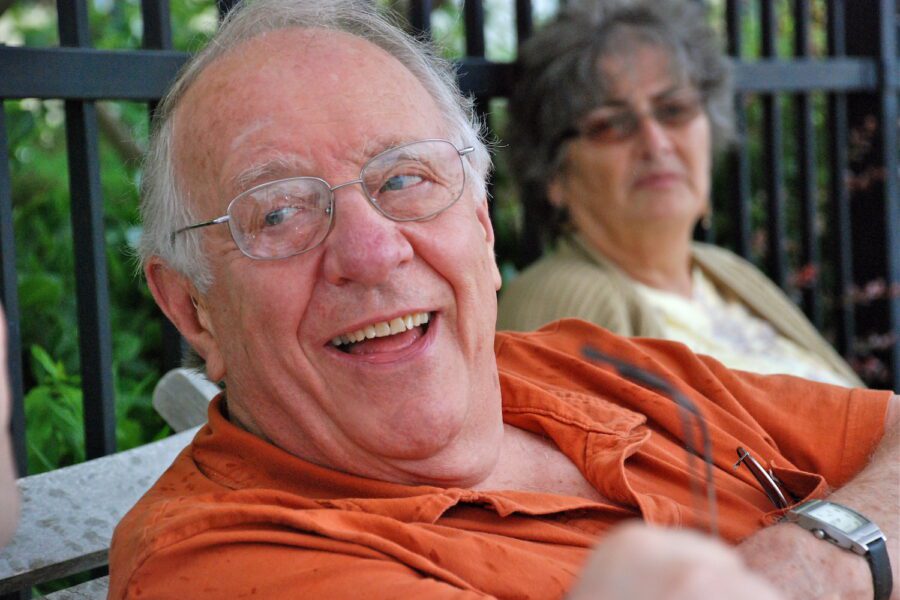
[329,311,433,355]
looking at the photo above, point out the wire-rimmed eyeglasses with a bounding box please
[170,139,474,260]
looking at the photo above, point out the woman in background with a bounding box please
[497,0,861,386]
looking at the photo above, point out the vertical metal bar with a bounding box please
[462,0,490,231]
[0,107,26,477]
[409,0,433,37]
[826,0,855,359]
[141,0,172,49]
[844,0,899,388]
[216,0,240,19]
[876,0,900,389]
[692,0,715,245]
[58,0,117,458]
[515,0,533,43]
[464,0,486,58]
[794,0,822,327]
[726,0,752,258]
[142,0,182,373]
[513,0,537,266]
[761,0,787,288]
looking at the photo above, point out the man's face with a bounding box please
[166,28,503,486]
[0,308,20,545]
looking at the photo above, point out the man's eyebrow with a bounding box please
[360,135,413,155]
[231,154,312,189]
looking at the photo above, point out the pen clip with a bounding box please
[734,447,791,509]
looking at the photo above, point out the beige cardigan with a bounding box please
[497,234,863,386]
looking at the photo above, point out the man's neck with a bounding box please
[473,424,611,502]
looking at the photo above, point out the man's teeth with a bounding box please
[331,312,430,347]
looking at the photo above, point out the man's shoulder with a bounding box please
[108,442,316,598]
[494,319,638,367]
[108,444,214,596]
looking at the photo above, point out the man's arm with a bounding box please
[738,394,900,600]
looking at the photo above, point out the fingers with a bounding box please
[567,522,784,600]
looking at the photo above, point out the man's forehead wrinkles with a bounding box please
[228,133,429,189]
[229,118,274,154]
[231,153,312,189]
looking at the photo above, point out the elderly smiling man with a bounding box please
[110,1,898,598]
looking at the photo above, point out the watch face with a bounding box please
[807,502,866,533]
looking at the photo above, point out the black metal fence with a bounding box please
[0,0,897,478]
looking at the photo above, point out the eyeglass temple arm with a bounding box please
[170,215,231,244]
[581,344,719,539]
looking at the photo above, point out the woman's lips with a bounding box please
[632,172,681,189]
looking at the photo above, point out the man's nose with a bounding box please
[635,114,674,158]
[321,184,414,287]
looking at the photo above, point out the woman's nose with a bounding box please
[320,184,414,287]
[635,113,675,157]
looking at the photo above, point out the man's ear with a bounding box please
[474,200,502,292]
[144,258,226,382]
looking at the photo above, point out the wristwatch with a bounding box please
[786,499,893,600]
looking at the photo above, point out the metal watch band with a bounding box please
[867,537,893,600]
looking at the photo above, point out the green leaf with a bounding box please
[18,272,64,309]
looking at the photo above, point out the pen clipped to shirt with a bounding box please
[733,447,795,509]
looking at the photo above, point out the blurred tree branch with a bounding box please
[97,103,145,167]
[0,0,16,18]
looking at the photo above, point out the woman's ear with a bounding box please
[547,175,566,209]
[144,258,226,381]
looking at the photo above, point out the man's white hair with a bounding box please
[139,0,492,291]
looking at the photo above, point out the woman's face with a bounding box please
[550,45,712,246]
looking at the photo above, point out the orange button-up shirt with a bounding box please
[110,320,890,599]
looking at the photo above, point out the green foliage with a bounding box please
[1,0,214,476]
[24,345,84,472]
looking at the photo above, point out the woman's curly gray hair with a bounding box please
[507,0,734,244]
[138,0,491,292]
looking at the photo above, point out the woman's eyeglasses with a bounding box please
[577,90,705,144]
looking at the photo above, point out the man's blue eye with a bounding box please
[380,174,422,193]
[265,206,298,226]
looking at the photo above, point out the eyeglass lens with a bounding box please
[580,90,704,143]
[227,139,466,260]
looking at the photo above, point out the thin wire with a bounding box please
[581,344,719,538]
